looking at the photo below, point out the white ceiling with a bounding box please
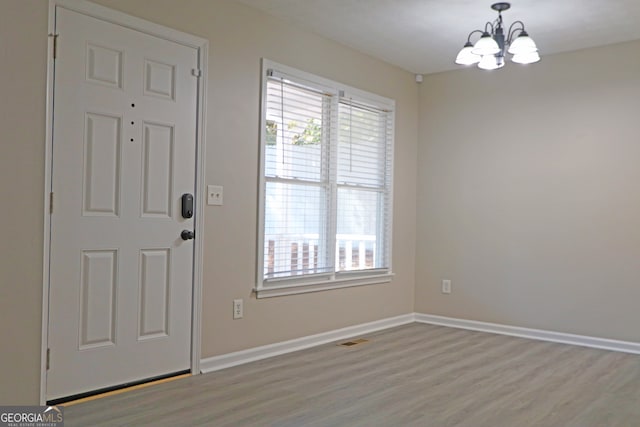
[235,0,640,74]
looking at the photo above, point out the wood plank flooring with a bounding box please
[64,323,640,426]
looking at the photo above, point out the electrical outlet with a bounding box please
[233,299,243,319]
[207,185,223,206]
[442,279,452,294]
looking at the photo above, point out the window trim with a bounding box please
[256,59,395,298]
[256,272,396,299]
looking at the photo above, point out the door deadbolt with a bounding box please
[181,193,194,218]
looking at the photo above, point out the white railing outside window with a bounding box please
[264,233,378,278]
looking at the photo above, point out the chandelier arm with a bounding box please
[466,29,485,43]
[507,20,526,44]
[484,21,494,34]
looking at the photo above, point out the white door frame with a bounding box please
[41,0,208,404]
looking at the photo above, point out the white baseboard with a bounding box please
[415,313,640,355]
[200,313,415,374]
[201,312,640,375]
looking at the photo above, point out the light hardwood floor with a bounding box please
[64,323,640,426]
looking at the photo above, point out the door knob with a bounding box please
[181,230,195,240]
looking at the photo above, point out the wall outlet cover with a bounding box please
[442,279,452,294]
[233,299,243,319]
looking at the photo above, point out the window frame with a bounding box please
[256,59,395,298]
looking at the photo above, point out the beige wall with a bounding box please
[416,40,640,342]
[0,0,417,403]
[0,0,49,405]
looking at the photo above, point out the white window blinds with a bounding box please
[336,97,393,274]
[259,61,394,291]
[263,73,334,279]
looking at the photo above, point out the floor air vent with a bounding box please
[338,338,369,347]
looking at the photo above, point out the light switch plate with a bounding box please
[207,185,223,206]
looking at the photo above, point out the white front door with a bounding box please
[47,7,199,401]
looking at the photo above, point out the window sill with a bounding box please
[254,272,395,299]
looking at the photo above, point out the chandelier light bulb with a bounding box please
[455,42,481,65]
[508,31,538,55]
[478,54,504,70]
[512,50,541,64]
[472,33,500,56]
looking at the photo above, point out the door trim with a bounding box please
[41,0,208,404]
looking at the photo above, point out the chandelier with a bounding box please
[455,2,540,70]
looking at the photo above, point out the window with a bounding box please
[257,60,394,297]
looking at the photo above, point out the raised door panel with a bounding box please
[141,122,174,217]
[79,250,118,350]
[138,249,171,340]
[144,59,175,101]
[83,112,122,216]
[86,43,123,89]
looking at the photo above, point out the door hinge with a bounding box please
[49,192,54,214]
[46,348,51,370]
[191,68,201,78]
[49,33,59,59]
